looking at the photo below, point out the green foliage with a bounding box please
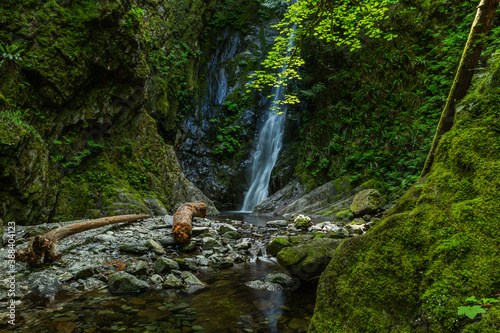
[458,296,499,320]
[0,41,24,70]
[247,0,397,112]
[0,103,42,142]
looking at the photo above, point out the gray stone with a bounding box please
[266,220,288,227]
[108,271,150,294]
[58,272,73,282]
[95,234,116,242]
[150,274,163,285]
[218,224,237,235]
[119,243,149,254]
[234,241,251,250]
[126,260,150,276]
[69,263,100,279]
[83,277,104,291]
[264,273,295,288]
[155,257,180,274]
[159,236,178,247]
[192,227,210,237]
[201,237,222,250]
[163,215,174,226]
[163,274,185,289]
[29,272,61,298]
[180,271,205,286]
[182,240,197,252]
[221,230,241,239]
[245,280,283,292]
[146,239,165,255]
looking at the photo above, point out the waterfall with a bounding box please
[241,25,296,212]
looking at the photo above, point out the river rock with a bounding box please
[221,230,241,239]
[107,271,150,294]
[146,239,165,255]
[277,238,342,280]
[95,234,116,243]
[68,263,100,279]
[192,227,210,237]
[293,215,311,230]
[235,241,251,250]
[119,243,149,255]
[83,277,104,291]
[350,189,383,216]
[180,271,206,286]
[266,220,288,227]
[202,237,222,250]
[264,273,295,288]
[245,280,283,292]
[268,236,290,256]
[218,224,237,235]
[182,240,197,252]
[155,257,180,274]
[29,272,61,298]
[163,274,185,289]
[126,260,150,276]
[159,236,178,247]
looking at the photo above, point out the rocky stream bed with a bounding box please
[0,211,375,332]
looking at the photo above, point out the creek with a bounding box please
[1,214,317,333]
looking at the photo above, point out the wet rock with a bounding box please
[266,220,287,227]
[182,240,197,252]
[150,274,164,286]
[245,280,283,292]
[268,236,290,256]
[180,271,206,286]
[264,273,295,288]
[194,255,210,266]
[218,224,237,235]
[146,239,165,255]
[83,277,104,291]
[95,234,116,243]
[192,227,210,237]
[277,238,342,280]
[350,189,383,216]
[58,272,73,282]
[155,257,180,274]
[68,263,100,279]
[234,241,251,250]
[29,272,61,298]
[213,258,234,269]
[159,236,178,247]
[120,243,149,255]
[108,271,150,294]
[163,274,185,289]
[126,260,150,276]
[293,215,311,230]
[201,237,222,250]
[221,230,241,240]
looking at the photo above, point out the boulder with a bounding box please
[293,215,311,230]
[277,238,342,280]
[266,220,288,227]
[68,263,100,279]
[29,272,61,298]
[163,274,185,289]
[350,189,383,216]
[180,271,206,286]
[107,271,150,294]
[119,243,149,255]
[268,236,290,256]
[154,257,180,274]
[146,239,165,255]
[126,260,150,276]
[201,237,222,250]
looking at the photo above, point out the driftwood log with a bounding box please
[172,202,207,243]
[16,214,149,267]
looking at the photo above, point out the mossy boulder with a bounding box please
[277,238,341,280]
[107,271,150,294]
[293,214,311,230]
[309,52,500,333]
[349,189,383,216]
[268,236,290,257]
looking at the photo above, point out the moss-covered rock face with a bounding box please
[309,53,500,332]
[277,237,341,280]
[349,189,383,216]
[267,236,290,257]
[0,0,219,224]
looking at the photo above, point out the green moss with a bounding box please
[309,51,500,333]
[267,236,290,257]
[335,208,351,219]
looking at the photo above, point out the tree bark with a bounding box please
[16,214,149,267]
[421,0,499,177]
[172,202,207,243]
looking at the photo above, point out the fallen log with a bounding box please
[172,202,207,243]
[16,214,149,267]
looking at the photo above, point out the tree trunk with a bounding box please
[421,0,500,176]
[172,202,207,243]
[16,214,149,267]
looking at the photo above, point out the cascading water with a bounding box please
[241,24,296,212]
